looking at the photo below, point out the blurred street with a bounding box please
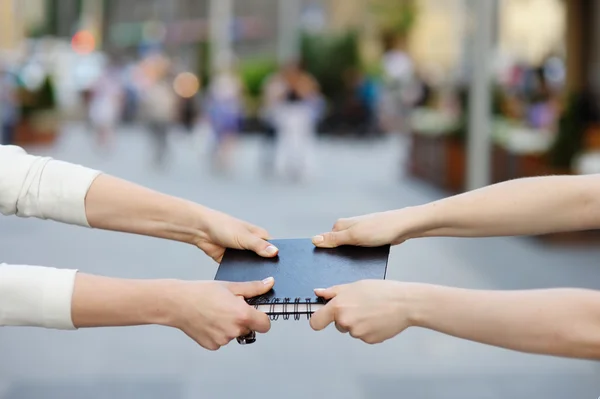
[1,124,599,398]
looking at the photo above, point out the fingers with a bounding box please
[335,322,349,334]
[314,286,339,300]
[310,301,336,331]
[247,224,270,240]
[227,277,275,298]
[242,233,279,257]
[312,230,352,248]
[245,308,272,333]
[332,218,352,231]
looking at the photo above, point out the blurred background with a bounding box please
[1,0,600,398]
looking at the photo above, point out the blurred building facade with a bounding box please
[0,0,21,52]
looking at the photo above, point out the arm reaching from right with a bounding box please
[0,264,274,351]
[310,280,600,360]
[312,175,600,248]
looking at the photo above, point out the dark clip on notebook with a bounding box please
[214,238,390,344]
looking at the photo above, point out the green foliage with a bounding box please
[37,76,57,109]
[238,58,278,99]
[547,92,586,169]
[196,40,211,88]
[370,0,419,38]
[19,75,57,119]
[45,0,59,36]
[300,30,361,101]
[451,87,469,141]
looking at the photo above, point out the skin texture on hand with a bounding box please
[310,280,411,344]
[312,175,600,250]
[72,273,276,350]
[193,207,279,262]
[84,174,278,262]
[311,207,432,248]
[310,280,600,359]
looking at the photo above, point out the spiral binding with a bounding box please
[247,297,323,321]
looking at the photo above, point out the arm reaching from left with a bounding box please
[0,144,278,262]
[0,144,278,337]
[310,280,600,359]
[0,263,275,350]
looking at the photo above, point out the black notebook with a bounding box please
[214,238,390,320]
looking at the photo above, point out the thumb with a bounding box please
[312,230,352,248]
[314,285,339,300]
[242,234,279,258]
[227,277,275,298]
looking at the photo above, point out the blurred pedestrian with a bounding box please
[271,61,324,182]
[139,55,178,167]
[0,63,20,145]
[88,62,123,151]
[204,66,244,174]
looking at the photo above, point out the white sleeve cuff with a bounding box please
[0,264,78,330]
[38,160,101,227]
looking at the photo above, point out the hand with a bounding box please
[165,277,275,350]
[309,280,413,344]
[312,209,414,248]
[195,208,279,262]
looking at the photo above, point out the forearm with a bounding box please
[0,265,174,330]
[71,273,175,328]
[408,175,600,238]
[407,284,600,359]
[1,146,208,245]
[84,174,207,245]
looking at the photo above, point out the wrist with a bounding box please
[139,279,183,328]
[184,202,214,246]
[400,282,439,328]
[391,204,442,241]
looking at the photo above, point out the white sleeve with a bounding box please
[0,144,101,226]
[0,264,78,329]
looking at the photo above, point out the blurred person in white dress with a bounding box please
[271,62,324,182]
[88,64,123,150]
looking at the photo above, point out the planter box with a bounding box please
[14,111,60,147]
[491,145,571,182]
[408,132,465,193]
[534,230,600,246]
[14,122,58,146]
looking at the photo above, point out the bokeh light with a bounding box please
[173,72,200,98]
[71,30,96,54]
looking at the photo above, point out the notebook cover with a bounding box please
[214,238,390,306]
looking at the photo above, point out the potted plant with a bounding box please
[16,73,60,146]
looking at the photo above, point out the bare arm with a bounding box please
[312,175,600,249]
[0,144,211,245]
[71,273,275,350]
[312,280,600,359]
[0,145,276,339]
[411,175,600,238]
[84,174,209,246]
[70,273,173,328]
[409,284,600,359]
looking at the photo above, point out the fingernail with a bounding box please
[314,288,325,292]
[262,277,274,285]
[266,245,278,255]
[312,235,324,244]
